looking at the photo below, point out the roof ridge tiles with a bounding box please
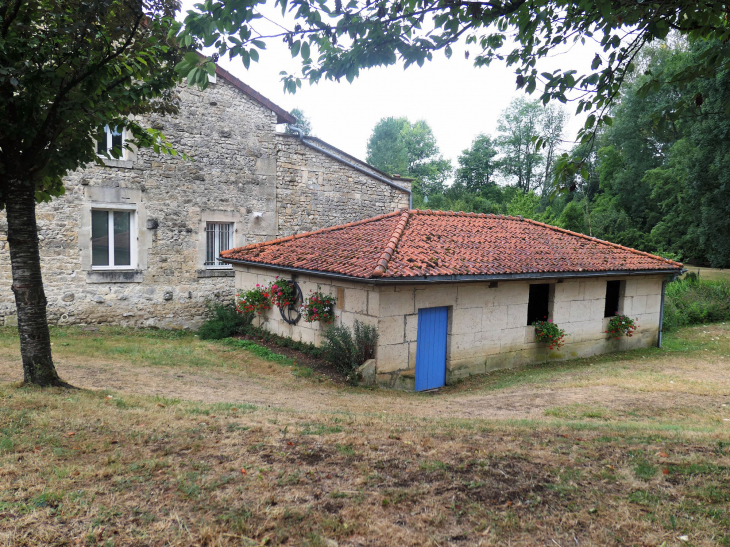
[371,210,411,277]
[220,210,403,257]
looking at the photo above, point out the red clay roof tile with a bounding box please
[220,210,683,279]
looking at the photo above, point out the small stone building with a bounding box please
[0,67,410,328]
[221,209,683,390]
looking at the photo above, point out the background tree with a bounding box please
[286,107,313,136]
[179,0,730,166]
[454,134,498,195]
[0,0,182,386]
[366,117,452,199]
[495,98,544,193]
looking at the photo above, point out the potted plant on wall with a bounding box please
[605,314,638,339]
[270,277,298,309]
[236,284,273,316]
[533,317,567,350]
[302,291,336,325]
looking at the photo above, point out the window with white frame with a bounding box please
[91,209,136,269]
[96,126,125,158]
[205,222,233,268]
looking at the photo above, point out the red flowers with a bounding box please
[533,319,567,350]
[605,313,638,339]
[302,290,336,324]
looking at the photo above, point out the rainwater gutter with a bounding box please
[218,259,684,286]
[287,126,413,209]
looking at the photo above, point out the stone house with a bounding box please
[0,66,411,329]
[221,209,684,390]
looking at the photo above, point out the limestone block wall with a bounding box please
[233,264,666,390]
[233,265,377,346]
[0,77,278,329]
[0,80,410,329]
[375,275,665,388]
[274,134,411,236]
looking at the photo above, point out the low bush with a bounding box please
[197,301,253,340]
[663,278,730,331]
[321,320,378,384]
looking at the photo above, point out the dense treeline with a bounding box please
[366,39,730,267]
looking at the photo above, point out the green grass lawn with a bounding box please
[0,325,729,546]
[683,264,730,282]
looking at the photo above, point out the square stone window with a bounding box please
[204,222,234,269]
[91,208,136,270]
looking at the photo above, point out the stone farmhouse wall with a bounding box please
[0,77,409,329]
[233,264,665,389]
[275,135,411,236]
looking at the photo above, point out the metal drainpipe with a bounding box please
[287,126,413,209]
[657,279,667,348]
[658,270,685,348]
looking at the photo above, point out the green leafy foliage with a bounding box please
[236,285,273,315]
[605,315,638,339]
[285,108,313,136]
[321,320,378,384]
[176,0,730,157]
[1,0,183,205]
[302,291,336,324]
[533,320,566,350]
[365,117,452,198]
[198,301,253,340]
[663,278,730,332]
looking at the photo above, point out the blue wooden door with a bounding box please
[415,307,448,391]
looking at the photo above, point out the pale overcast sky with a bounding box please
[181,2,603,171]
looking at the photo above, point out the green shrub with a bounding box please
[663,278,730,331]
[197,301,253,340]
[245,326,325,359]
[322,320,378,384]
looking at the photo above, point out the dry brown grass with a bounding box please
[0,325,730,546]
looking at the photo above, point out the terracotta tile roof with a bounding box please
[221,210,683,279]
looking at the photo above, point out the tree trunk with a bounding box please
[5,181,68,387]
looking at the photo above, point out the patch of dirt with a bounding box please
[0,353,727,425]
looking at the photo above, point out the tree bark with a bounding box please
[5,180,69,387]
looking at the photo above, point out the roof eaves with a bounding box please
[218,258,683,284]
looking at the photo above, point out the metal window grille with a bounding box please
[205,222,233,268]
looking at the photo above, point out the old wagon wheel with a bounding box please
[278,280,303,325]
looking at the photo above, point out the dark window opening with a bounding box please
[527,284,550,325]
[604,280,621,317]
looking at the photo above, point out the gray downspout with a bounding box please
[657,270,686,347]
[657,280,666,348]
[288,126,413,209]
